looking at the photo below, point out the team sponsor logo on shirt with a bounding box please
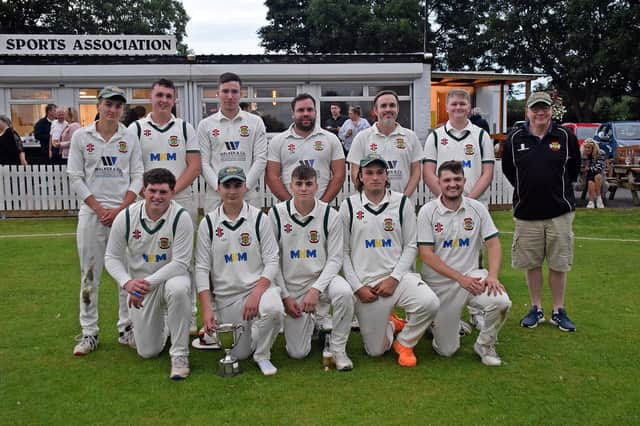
[284,223,293,234]
[549,141,561,151]
[309,230,319,243]
[463,217,474,231]
[442,238,470,248]
[96,156,124,177]
[298,159,315,168]
[86,143,95,153]
[396,138,406,149]
[158,237,170,249]
[215,227,224,238]
[461,160,472,168]
[212,129,220,137]
[224,252,248,263]
[143,129,152,137]
[101,156,118,166]
[149,152,177,161]
[168,135,179,147]
[365,239,392,248]
[356,210,364,220]
[441,137,448,146]
[225,141,240,150]
[313,141,324,151]
[288,143,296,153]
[383,218,394,231]
[132,229,141,240]
[239,232,252,246]
[290,249,317,259]
[118,141,128,153]
[370,143,378,151]
[435,222,443,233]
[143,253,168,263]
[464,144,474,155]
[240,125,249,137]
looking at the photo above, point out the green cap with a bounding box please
[359,153,388,169]
[218,166,246,183]
[526,92,552,108]
[98,85,127,103]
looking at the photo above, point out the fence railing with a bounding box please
[0,162,514,212]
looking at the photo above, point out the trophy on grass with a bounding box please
[216,323,244,377]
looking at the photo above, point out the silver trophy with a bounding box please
[216,323,244,377]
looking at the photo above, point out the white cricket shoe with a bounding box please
[596,197,605,208]
[73,334,98,356]
[256,359,278,376]
[474,342,502,367]
[118,325,136,349]
[586,200,595,208]
[332,352,354,371]
[170,355,190,380]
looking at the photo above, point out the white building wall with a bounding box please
[475,85,505,134]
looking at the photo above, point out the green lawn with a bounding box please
[1,210,639,425]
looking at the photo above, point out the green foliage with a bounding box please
[0,0,190,53]
[1,211,639,424]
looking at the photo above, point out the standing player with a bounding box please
[265,94,345,204]
[129,78,201,334]
[269,165,354,370]
[104,168,193,379]
[347,90,422,202]
[67,86,143,355]
[198,72,267,210]
[418,161,511,366]
[195,166,284,376]
[340,154,439,367]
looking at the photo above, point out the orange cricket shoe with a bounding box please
[389,313,407,335]
[392,340,417,368]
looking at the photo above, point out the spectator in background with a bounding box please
[58,107,81,164]
[239,102,250,112]
[122,105,147,127]
[50,107,68,164]
[324,103,347,137]
[34,103,56,163]
[338,105,370,154]
[581,138,605,209]
[0,115,28,166]
[469,107,490,134]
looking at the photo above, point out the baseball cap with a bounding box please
[526,92,552,108]
[218,166,246,183]
[98,85,127,103]
[359,153,388,169]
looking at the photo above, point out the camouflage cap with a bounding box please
[359,153,388,169]
[526,92,553,108]
[218,166,246,183]
[98,85,127,103]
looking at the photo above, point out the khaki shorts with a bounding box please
[512,211,575,272]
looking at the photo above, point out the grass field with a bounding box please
[1,209,639,425]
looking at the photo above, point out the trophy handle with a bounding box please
[232,324,244,348]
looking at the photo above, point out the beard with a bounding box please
[295,117,316,132]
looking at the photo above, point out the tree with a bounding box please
[0,0,190,53]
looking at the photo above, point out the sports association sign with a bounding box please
[0,34,176,55]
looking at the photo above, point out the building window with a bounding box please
[8,88,54,137]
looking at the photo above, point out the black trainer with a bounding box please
[550,308,576,332]
[520,305,544,328]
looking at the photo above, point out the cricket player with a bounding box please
[198,72,267,210]
[269,164,354,370]
[340,153,439,367]
[104,168,193,379]
[417,161,511,366]
[347,90,422,202]
[265,93,346,204]
[129,78,201,334]
[195,166,284,376]
[67,85,144,355]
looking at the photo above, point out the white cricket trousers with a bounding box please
[174,191,198,318]
[215,286,284,362]
[430,269,512,357]
[76,212,130,336]
[130,275,191,358]
[283,276,354,359]
[355,273,440,356]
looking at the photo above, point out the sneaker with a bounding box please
[596,197,605,209]
[332,351,354,371]
[256,359,278,376]
[520,305,544,328]
[351,316,360,330]
[118,325,136,348]
[392,340,417,368]
[474,341,502,367]
[459,320,473,336]
[73,334,98,356]
[586,200,595,208]
[389,313,407,335]
[550,308,576,332]
[170,355,190,380]
[189,314,198,336]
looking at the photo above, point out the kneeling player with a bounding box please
[105,168,193,379]
[195,166,284,376]
[269,165,355,370]
[417,161,511,366]
[340,154,440,367]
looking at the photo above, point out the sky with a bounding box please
[181,0,268,54]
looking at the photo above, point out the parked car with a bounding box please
[562,122,600,146]
[593,121,640,164]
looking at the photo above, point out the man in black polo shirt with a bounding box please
[323,103,347,137]
[502,92,580,332]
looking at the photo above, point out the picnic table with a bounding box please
[608,164,640,205]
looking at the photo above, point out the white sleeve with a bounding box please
[268,208,289,298]
[480,130,495,163]
[127,132,144,194]
[346,132,365,165]
[478,203,499,240]
[391,198,418,282]
[104,210,132,288]
[185,122,199,152]
[67,131,92,202]
[144,212,194,285]
[416,203,435,245]
[311,208,343,293]
[198,120,217,189]
[195,216,213,294]
[267,133,283,162]
[329,133,345,160]
[339,199,362,292]
[245,118,267,190]
[409,131,423,163]
[423,130,438,163]
[258,213,280,283]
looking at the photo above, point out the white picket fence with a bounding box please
[0,162,514,213]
